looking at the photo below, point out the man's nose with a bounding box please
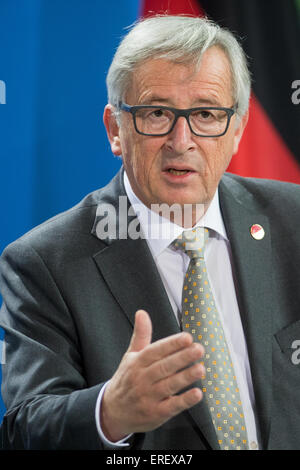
[165,116,196,154]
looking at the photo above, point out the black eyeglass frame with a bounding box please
[119,102,238,138]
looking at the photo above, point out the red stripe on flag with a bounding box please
[228,94,300,183]
[140,0,204,17]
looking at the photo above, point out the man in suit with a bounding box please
[1,15,300,450]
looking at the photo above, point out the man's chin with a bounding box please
[147,193,208,226]
[156,190,209,208]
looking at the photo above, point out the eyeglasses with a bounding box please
[120,102,237,137]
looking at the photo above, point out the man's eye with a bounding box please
[199,110,213,119]
[151,109,164,118]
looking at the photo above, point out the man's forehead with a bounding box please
[126,47,233,104]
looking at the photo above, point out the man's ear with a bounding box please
[103,104,122,156]
[232,110,249,156]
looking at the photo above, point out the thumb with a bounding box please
[128,310,152,353]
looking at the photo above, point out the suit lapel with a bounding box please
[219,175,272,449]
[91,169,179,341]
[91,168,220,449]
[93,237,180,342]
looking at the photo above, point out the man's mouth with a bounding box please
[167,168,191,176]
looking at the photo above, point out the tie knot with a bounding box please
[173,227,209,259]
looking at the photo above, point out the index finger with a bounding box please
[137,331,194,368]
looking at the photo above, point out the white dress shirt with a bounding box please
[95,172,260,450]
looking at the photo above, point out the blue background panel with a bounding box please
[0,0,139,425]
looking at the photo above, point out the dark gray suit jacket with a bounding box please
[1,169,300,450]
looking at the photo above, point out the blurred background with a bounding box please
[0,0,299,424]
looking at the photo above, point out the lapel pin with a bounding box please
[250,224,265,240]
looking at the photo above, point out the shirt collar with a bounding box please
[124,171,228,259]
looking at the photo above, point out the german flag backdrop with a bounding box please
[140,0,300,183]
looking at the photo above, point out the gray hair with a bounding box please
[106,15,251,120]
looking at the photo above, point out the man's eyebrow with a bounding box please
[139,97,223,107]
[194,98,222,106]
[139,97,171,105]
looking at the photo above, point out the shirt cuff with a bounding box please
[95,380,133,448]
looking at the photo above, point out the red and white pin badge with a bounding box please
[250,224,265,240]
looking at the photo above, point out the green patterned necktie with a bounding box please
[173,227,249,450]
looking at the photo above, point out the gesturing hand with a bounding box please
[100,309,205,442]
